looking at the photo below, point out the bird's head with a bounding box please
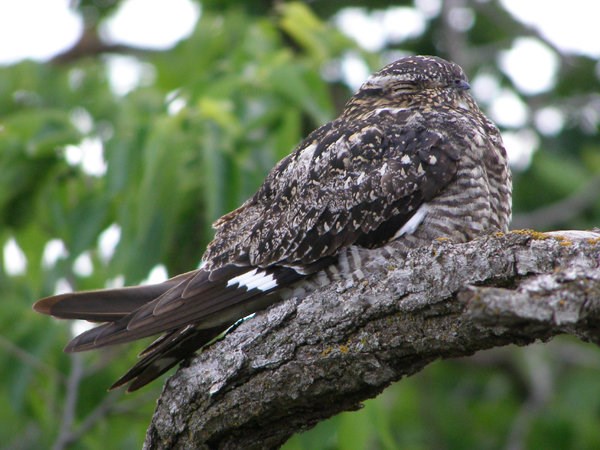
[346,55,477,113]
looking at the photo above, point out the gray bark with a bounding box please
[144,230,600,449]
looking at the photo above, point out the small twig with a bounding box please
[50,23,156,65]
[504,347,554,450]
[0,334,64,382]
[470,0,576,71]
[63,388,157,446]
[545,340,600,369]
[82,346,125,378]
[439,0,472,70]
[64,391,122,444]
[512,176,600,229]
[53,354,84,450]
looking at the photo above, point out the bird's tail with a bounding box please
[33,272,193,323]
[32,247,375,391]
[32,265,306,390]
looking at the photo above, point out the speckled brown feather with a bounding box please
[33,56,512,391]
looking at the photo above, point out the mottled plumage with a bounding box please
[34,56,512,391]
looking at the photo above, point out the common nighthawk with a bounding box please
[34,55,512,391]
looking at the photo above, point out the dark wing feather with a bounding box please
[204,112,460,269]
[110,323,232,392]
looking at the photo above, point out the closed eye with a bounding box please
[360,87,385,96]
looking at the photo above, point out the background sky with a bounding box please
[1,0,598,133]
[1,0,598,134]
[0,1,598,64]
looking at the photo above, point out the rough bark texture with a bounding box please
[144,230,600,449]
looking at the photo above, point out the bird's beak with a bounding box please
[456,80,471,91]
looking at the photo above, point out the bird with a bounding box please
[33,55,512,392]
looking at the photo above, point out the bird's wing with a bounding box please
[205,111,461,268]
[109,323,233,392]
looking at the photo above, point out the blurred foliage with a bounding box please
[0,1,599,449]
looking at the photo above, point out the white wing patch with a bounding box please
[226,269,278,292]
[393,203,430,239]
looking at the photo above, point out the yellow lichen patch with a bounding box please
[510,229,551,240]
[510,229,576,246]
[494,231,505,238]
[587,237,600,245]
[435,237,451,242]
[321,346,332,357]
[339,344,349,354]
[545,234,572,246]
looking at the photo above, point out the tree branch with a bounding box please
[50,24,156,65]
[144,230,600,449]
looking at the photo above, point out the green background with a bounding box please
[1,1,599,449]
